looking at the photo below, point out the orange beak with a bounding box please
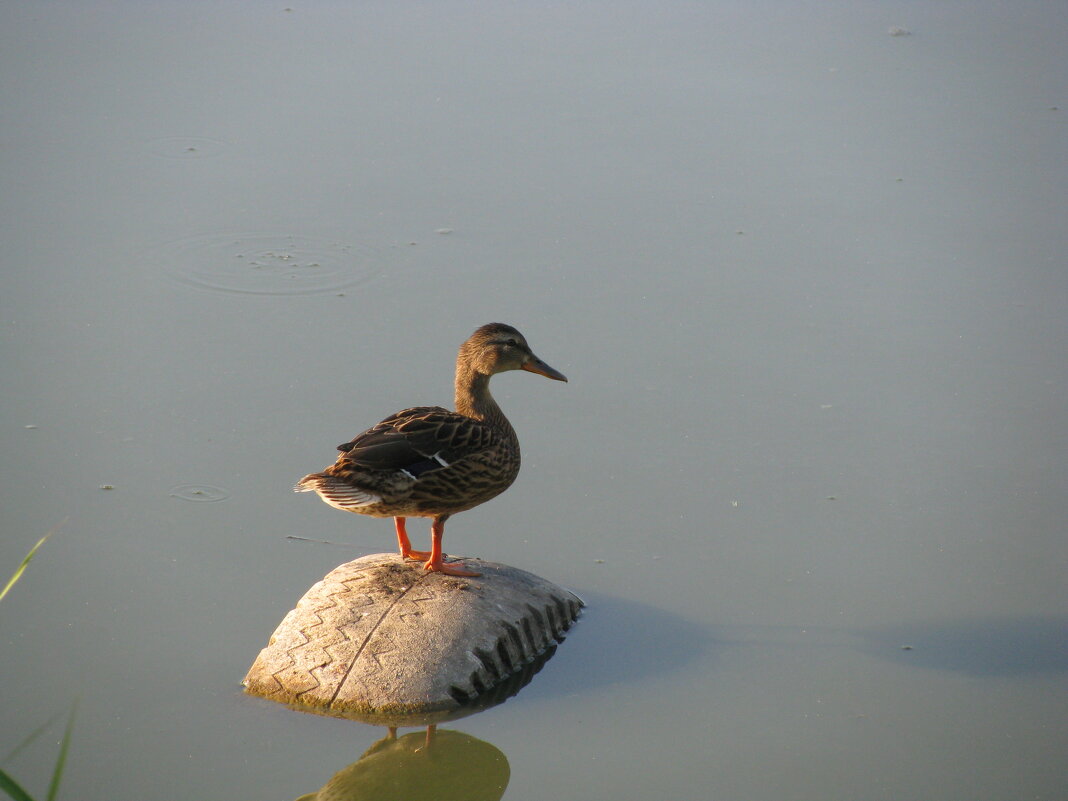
[522,356,568,382]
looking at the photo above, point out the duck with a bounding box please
[295,323,567,577]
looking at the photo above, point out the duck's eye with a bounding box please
[505,338,519,348]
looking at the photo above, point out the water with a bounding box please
[2,2,1066,799]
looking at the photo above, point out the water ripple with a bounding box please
[169,484,232,503]
[151,232,381,295]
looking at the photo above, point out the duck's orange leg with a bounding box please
[423,515,480,577]
[394,517,431,561]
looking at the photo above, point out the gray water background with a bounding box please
[2,2,1066,799]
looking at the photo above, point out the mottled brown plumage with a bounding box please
[296,323,567,576]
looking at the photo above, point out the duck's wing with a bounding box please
[336,406,499,478]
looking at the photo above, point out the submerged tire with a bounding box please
[243,553,583,725]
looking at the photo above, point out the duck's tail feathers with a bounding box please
[294,473,381,511]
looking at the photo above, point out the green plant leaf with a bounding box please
[0,767,36,801]
[44,702,77,801]
[3,710,66,764]
[1,519,67,604]
[0,535,49,604]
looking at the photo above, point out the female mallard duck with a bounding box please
[296,323,567,577]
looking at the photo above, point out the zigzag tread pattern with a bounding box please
[246,561,414,702]
[244,554,584,716]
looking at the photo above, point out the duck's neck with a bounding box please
[455,364,517,441]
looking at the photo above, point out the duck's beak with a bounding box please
[522,356,568,382]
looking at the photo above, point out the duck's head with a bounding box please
[459,323,568,382]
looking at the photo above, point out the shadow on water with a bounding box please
[553,596,1067,688]
[538,590,720,694]
[685,615,1068,678]
[847,616,1068,677]
[265,602,1066,799]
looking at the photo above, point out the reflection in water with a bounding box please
[295,727,508,801]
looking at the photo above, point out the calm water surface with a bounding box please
[2,2,1066,799]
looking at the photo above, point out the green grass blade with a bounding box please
[44,703,77,801]
[3,710,66,764]
[0,535,49,603]
[1,518,67,604]
[0,767,36,801]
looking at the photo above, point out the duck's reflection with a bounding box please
[295,725,508,801]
